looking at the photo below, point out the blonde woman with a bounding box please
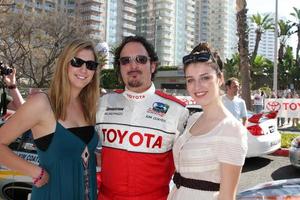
[0,39,100,200]
[168,43,247,200]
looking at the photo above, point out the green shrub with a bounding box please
[281,132,299,148]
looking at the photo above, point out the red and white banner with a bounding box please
[264,98,300,118]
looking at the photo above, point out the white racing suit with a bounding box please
[96,83,189,200]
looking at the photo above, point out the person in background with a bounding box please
[221,77,248,125]
[292,93,299,128]
[3,70,45,108]
[276,92,285,127]
[253,89,265,113]
[0,39,100,200]
[2,68,25,110]
[283,86,291,98]
[96,36,189,200]
[168,43,247,200]
[270,90,277,98]
[0,67,25,120]
[286,92,293,126]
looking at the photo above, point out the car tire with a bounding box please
[2,182,32,200]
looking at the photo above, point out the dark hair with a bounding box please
[225,77,239,87]
[113,36,159,86]
[183,42,223,75]
[212,51,223,71]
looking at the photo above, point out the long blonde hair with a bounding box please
[48,39,100,124]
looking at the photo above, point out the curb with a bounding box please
[272,148,289,157]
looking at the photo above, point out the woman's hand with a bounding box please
[33,168,50,188]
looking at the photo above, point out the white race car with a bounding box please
[246,111,281,157]
[0,133,37,200]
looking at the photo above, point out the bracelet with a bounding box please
[7,84,17,89]
[33,168,45,185]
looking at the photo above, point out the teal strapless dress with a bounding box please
[31,122,98,200]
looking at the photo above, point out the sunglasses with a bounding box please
[70,57,98,71]
[119,55,150,65]
[182,52,213,65]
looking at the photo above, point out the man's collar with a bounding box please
[123,83,155,102]
[226,94,235,100]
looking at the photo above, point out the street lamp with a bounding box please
[273,0,278,93]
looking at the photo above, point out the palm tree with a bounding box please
[236,0,251,110]
[250,13,274,65]
[277,20,294,64]
[252,55,273,89]
[223,53,240,80]
[278,46,295,89]
[290,7,300,66]
[252,55,273,76]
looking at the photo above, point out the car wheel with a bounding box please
[2,182,32,200]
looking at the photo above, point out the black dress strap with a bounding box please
[32,91,56,151]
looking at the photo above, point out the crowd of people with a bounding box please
[0,36,252,200]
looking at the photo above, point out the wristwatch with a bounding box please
[7,84,17,89]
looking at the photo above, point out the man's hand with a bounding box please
[3,68,16,87]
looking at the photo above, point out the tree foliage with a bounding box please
[0,11,89,88]
[100,69,122,89]
[223,53,240,80]
[290,7,300,66]
[250,13,274,65]
[278,46,299,90]
[277,19,294,64]
[0,0,14,13]
[251,55,273,89]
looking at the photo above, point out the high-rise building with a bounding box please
[105,0,136,68]
[106,0,117,45]
[195,0,237,60]
[175,0,196,65]
[78,0,107,42]
[136,0,153,45]
[106,0,136,45]
[195,0,209,44]
[12,0,107,42]
[11,0,240,67]
[13,0,74,13]
[248,14,275,61]
[136,0,196,67]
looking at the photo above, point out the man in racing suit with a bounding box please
[96,36,189,200]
